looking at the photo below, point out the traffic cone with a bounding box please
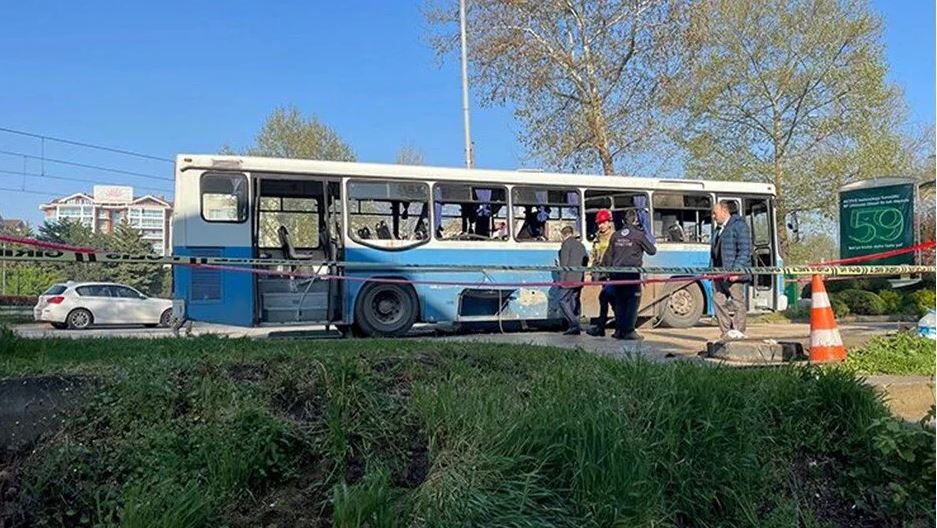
[808,274,846,362]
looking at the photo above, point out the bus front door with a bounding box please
[253,176,344,325]
[745,197,776,311]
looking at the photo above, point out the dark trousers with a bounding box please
[596,286,615,328]
[559,287,582,330]
[613,273,641,336]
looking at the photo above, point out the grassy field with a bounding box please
[0,329,934,527]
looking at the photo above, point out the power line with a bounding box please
[0,186,60,198]
[0,149,173,182]
[0,126,174,163]
[0,168,173,196]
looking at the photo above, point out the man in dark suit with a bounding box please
[558,225,588,335]
[710,200,752,339]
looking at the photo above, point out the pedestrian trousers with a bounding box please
[613,273,641,336]
[596,286,615,328]
[559,287,583,330]
[713,280,748,334]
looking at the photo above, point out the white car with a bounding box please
[34,282,174,330]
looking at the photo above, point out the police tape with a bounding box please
[1,244,933,277]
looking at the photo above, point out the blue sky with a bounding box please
[0,0,933,226]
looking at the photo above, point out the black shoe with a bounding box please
[586,327,605,337]
[563,328,581,336]
[619,331,643,341]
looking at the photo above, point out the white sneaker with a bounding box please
[726,330,746,340]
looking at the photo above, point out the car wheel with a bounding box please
[158,308,174,328]
[66,308,93,330]
[50,322,67,330]
[354,282,419,337]
[659,283,705,328]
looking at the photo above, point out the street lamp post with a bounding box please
[459,0,473,168]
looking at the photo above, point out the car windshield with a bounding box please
[42,284,67,295]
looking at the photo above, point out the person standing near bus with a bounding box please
[587,208,616,337]
[602,210,656,340]
[558,225,588,335]
[710,199,752,339]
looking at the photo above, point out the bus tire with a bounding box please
[355,282,419,337]
[659,283,704,328]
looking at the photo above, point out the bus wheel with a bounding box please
[659,283,704,328]
[355,282,419,337]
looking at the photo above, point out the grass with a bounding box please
[843,332,936,376]
[0,331,934,527]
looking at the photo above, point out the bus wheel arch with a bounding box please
[354,279,420,337]
[658,281,705,329]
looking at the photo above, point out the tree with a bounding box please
[426,0,690,175]
[232,105,356,161]
[36,219,110,284]
[673,0,909,254]
[395,143,425,165]
[106,222,165,296]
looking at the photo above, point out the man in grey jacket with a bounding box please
[558,225,588,335]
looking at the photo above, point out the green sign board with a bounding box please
[839,182,915,265]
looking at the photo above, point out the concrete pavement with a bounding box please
[13,319,902,361]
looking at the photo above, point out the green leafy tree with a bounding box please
[106,222,165,296]
[7,265,64,296]
[425,0,691,175]
[36,219,110,283]
[229,105,356,161]
[673,0,910,255]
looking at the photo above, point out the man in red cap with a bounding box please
[587,208,616,336]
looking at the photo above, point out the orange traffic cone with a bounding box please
[809,274,846,362]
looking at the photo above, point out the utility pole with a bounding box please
[459,0,473,168]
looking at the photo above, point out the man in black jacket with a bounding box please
[558,225,588,335]
[601,210,657,340]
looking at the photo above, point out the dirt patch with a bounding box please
[790,454,880,527]
[227,362,268,383]
[391,428,429,489]
[0,375,92,455]
[272,379,322,426]
[223,457,335,528]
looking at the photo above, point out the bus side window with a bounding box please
[584,190,648,241]
[512,187,581,242]
[201,172,248,223]
[652,193,713,244]
[433,183,508,241]
[347,179,430,249]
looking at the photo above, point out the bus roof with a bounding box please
[176,154,776,195]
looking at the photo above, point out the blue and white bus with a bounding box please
[171,155,786,336]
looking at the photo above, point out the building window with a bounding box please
[258,197,320,249]
[652,193,713,244]
[584,190,650,241]
[57,205,94,227]
[128,208,165,229]
[433,183,509,241]
[512,187,581,242]
[201,173,248,222]
[348,179,430,249]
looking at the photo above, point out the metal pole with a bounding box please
[459,0,473,168]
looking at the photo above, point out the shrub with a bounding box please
[826,278,892,294]
[831,297,851,318]
[902,289,935,318]
[0,295,38,306]
[877,290,902,314]
[834,289,887,316]
[785,298,849,319]
[844,331,936,376]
